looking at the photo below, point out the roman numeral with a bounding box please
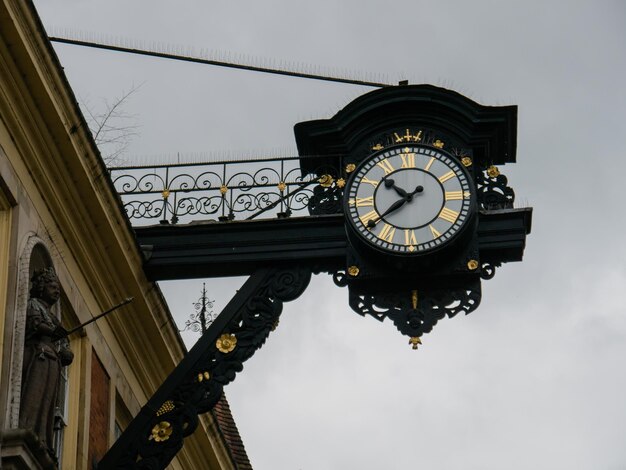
[400,153,415,168]
[378,224,396,243]
[359,210,378,226]
[361,177,379,188]
[445,191,463,200]
[355,196,374,207]
[404,229,417,245]
[438,171,456,183]
[429,225,441,239]
[438,207,459,223]
[424,157,435,171]
[376,159,395,175]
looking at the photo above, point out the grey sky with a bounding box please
[33,1,626,468]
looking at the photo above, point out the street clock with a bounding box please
[103,84,532,469]
[294,84,530,342]
[345,143,475,256]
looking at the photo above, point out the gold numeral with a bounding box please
[445,191,463,200]
[355,196,374,207]
[376,159,395,175]
[359,210,378,226]
[404,229,417,245]
[394,132,403,143]
[438,171,456,183]
[439,207,459,223]
[378,224,396,243]
[429,225,441,239]
[361,177,379,188]
[400,153,415,168]
[424,157,435,172]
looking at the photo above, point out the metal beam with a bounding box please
[135,209,532,281]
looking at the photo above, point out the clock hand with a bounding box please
[409,185,424,198]
[384,178,408,198]
[367,196,408,228]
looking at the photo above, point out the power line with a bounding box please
[49,36,392,88]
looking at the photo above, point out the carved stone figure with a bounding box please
[19,268,73,457]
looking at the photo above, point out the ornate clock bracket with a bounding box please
[334,271,482,348]
[98,267,311,470]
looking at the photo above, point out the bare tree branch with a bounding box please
[79,83,143,166]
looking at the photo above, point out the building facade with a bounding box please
[0,1,249,468]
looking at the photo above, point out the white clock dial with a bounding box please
[346,145,473,254]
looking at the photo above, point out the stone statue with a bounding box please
[19,268,73,457]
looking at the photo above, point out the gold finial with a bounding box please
[411,290,418,310]
[220,185,228,195]
[277,181,287,192]
[149,421,173,442]
[162,189,170,199]
[467,259,479,271]
[409,337,422,350]
[433,140,445,148]
[487,165,500,178]
[461,156,473,167]
[216,333,237,353]
[318,174,334,188]
[347,265,360,277]
[156,400,175,416]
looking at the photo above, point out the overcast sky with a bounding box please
[32,1,626,469]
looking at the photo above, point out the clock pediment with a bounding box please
[295,84,517,175]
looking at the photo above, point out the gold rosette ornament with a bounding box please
[216,333,237,353]
[149,421,173,442]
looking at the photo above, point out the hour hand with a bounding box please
[384,178,408,198]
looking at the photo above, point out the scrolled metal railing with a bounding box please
[108,155,345,225]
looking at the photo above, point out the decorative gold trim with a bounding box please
[371,144,384,151]
[149,421,173,442]
[318,174,334,188]
[220,185,228,195]
[347,265,360,277]
[461,156,472,167]
[277,181,287,192]
[487,165,500,178]
[336,178,346,189]
[345,163,356,173]
[433,140,445,148]
[411,290,418,310]
[161,189,170,199]
[467,259,479,271]
[409,337,422,350]
[196,371,211,383]
[216,333,237,353]
[156,400,175,416]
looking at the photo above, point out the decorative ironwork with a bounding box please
[348,281,482,339]
[99,268,312,470]
[109,155,342,225]
[480,262,499,280]
[476,166,515,210]
[181,283,215,335]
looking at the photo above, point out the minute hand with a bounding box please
[367,197,407,228]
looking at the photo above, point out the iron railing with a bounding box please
[109,155,344,225]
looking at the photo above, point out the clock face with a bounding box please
[346,144,474,254]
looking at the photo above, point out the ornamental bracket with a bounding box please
[98,267,311,470]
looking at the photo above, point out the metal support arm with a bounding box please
[98,267,312,469]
